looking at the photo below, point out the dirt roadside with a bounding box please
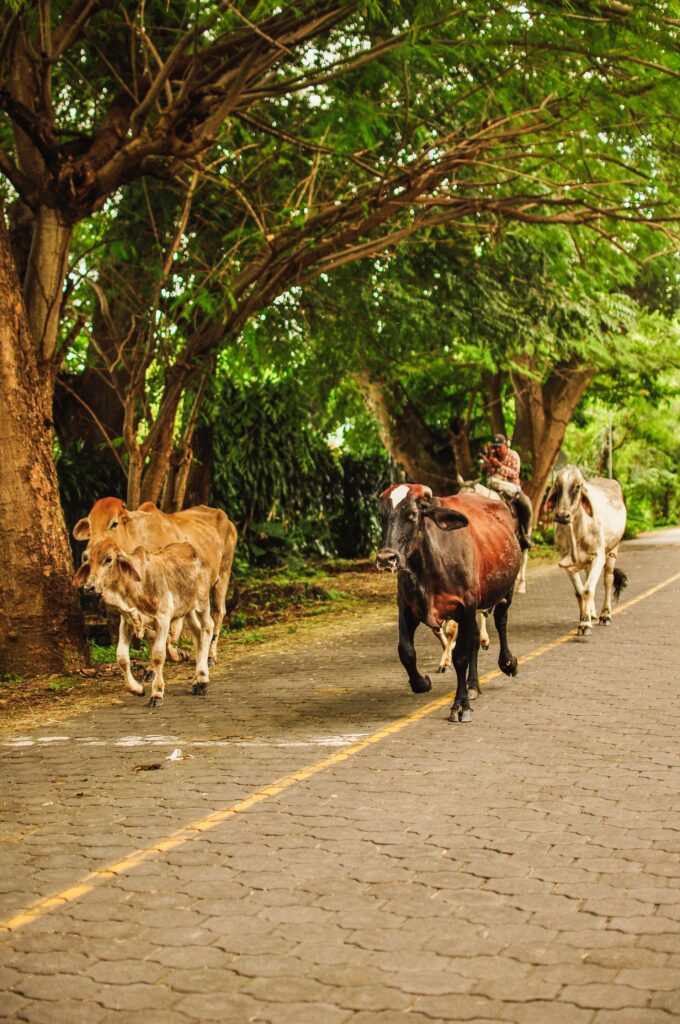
[0,554,555,736]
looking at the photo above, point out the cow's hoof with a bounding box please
[500,657,518,677]
[481,640,490,651]
[176,648,190,663]
[437,666,448,674]
[516,579,526,594]
[468,685,480,701]
[143,669,156,684]
[148,696,163,708]
[192,681,208,696]
[577,624,592,637]
[410,674,432,694]
[599,616,612,626]
[449,706,471,723]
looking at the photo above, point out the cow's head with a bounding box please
[73,497,130,551]
[72,538,144,595]
[376,483,469,572]
[545,466,592,524]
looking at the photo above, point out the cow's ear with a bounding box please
[427,506,469,531]
[72,564,90,588]
[544,486,557,512]
[580,490,594,517]
[73,518,90,540]
[117,553,141,582]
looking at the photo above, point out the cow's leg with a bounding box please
[599,551,617,625]
[208,571,230,666]
[435,620,457,673]
[117,618,144,697]
[188,607,214,696]
[564,567,586,632]
[494,594,518,677]
[466,612,482,700]
[147,616,170,708]
[579,551,605,636]
[516,547,529,594]
[398,606,431,693]
[449,610,474,723]
[478,610,490,650]
[166,617,189,663]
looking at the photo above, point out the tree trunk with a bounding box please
[482,371,507,437]
[512,358,596,519]
[184,423,214,507]
[139,388,184,505]
[23,207,72,361]
[0,214,88,675]
[354,371,458,494]
[448,418,474,478]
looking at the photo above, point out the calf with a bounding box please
[74,538,213,707]
[546,466,627,635]
[376,483,520,723]
[74,498,237,665]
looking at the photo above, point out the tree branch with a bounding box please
[52,0,99,58]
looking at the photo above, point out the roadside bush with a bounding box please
[207,377,390,569]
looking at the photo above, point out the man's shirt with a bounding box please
[493,448,521,486]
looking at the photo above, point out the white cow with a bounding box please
[74,538,214,707]
[546,465,628,636]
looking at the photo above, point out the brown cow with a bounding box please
[73,498,237,664]
[376,483,520,723]
[74,538,213,707]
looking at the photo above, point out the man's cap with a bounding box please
[492,433,507,446]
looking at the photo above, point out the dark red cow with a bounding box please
[376,483,521,723]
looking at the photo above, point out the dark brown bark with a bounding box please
[0,212,88,675]
[184,423,214,508]
[482,371,507,437]
[511,357,596,519]
[354,371,458,495]
[448,418,474,479]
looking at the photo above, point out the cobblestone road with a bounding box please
[1,534,679,1023]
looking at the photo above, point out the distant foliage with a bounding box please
[564,382,680,535]
[207,377,389,567]
[55,440,126,556]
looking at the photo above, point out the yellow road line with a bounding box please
[2,565,679,935]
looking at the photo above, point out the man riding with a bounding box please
[480,434,533,553]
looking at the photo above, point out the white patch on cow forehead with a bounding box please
[390,484,411,507]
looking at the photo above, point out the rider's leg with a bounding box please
[515,492,533,550]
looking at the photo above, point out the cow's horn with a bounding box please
[421,485,433,498]
[456,473,465,485]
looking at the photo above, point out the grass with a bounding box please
[91,643,116,663]
[232,628,266,645]
[0,673,24,686]
[47,678,78,693]
[91,640,150,663]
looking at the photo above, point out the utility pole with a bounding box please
[607,410,613,479]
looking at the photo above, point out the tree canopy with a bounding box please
[0,0,678,671]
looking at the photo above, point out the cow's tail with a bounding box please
[613,568,628,603]
[226,580,240,618]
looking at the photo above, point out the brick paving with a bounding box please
[1,536,679,1022]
